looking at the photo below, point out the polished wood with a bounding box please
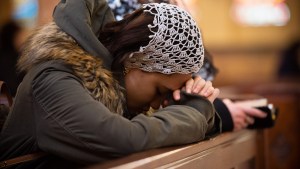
[252,82,300,169]
[89,130,260,169]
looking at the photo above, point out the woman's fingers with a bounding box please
[203,86,214,97]
[184,76,207,94]
[206,88,220,103]
[172,89,181,101]
[175,75,219,103]
[184,78,194,93]
[189,76,215,98]
[191,76,206,93]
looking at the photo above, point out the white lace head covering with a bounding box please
[125,3,204,74]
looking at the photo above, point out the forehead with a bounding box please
[159,73,192,90]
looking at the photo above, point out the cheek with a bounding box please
[126,83,157,112]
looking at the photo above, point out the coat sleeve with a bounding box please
[32,69,214,164]
[214,98,234,132]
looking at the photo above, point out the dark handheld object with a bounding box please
[247,104,279,129]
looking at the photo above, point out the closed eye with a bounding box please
[157,86,172,101]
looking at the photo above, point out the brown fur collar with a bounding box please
[18,22,125,115]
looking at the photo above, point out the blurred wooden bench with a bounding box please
[89,130,263,169]
[217,81,300,169]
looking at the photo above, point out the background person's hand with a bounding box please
[222,99,267,131]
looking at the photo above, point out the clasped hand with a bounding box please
[172,75,220,103]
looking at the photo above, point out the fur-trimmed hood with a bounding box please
[53,0,115,70]
[18,22,125,115]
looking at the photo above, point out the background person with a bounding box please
[0,21,24,97]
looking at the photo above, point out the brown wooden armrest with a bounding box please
[88,130,260,169]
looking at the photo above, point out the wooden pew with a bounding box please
[216,81,300,169]
[89,130,262,169]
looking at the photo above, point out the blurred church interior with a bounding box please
[1,0,299,169]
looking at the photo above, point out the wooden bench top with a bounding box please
[88,130,258,169]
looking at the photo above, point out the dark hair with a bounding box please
[194,49,218,81]
[99,8,154,71]
[203,49,218,79]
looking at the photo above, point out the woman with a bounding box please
[0,1,220,168]
[107,0,267,132]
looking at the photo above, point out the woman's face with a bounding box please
[124,68,191,114]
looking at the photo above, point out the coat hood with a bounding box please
[53,0,115,70]
[18,22,126,115]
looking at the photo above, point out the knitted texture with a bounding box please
[125,3,204,74]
